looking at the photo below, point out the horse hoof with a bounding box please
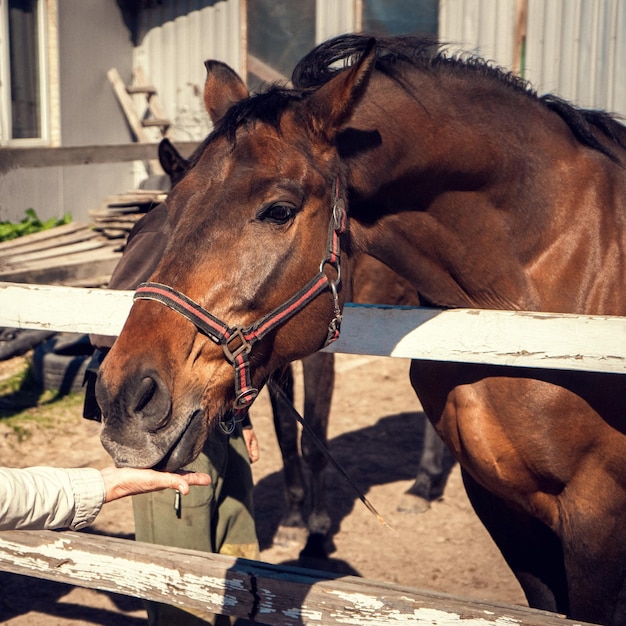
[396,493,431,514]
[273,525,308,548]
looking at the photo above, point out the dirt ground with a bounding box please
[0,352,527,625]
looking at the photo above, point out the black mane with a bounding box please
[292,33,534,96]
[294,34,626,164]
[196,33,625,166]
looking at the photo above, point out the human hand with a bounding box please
[243,427,260,464]
[100,467,211,503]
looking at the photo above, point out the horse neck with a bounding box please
[342,72,505,199]
[341,71,626,314]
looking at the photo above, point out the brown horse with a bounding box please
[96,35,626,624]
[160,114,454,558]
[269,254,456,559]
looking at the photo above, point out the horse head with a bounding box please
[96,45,377,470]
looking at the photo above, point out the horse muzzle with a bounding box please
[96,365,207,471]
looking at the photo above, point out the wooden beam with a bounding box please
[133,66,173,139]
[0,142,200,174]
[0,282,624,375]
[107,67,150,143]
[0,530,587,626]
[512,0,528,75]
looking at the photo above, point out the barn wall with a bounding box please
[316,0,358,42]
[525,0,626,114]
[132,0,242,142]
[131,0,358,139]
[439,0,517,67]
[439,0,626,117]
[0,0,135,223]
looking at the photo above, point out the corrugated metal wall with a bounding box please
[439,0,626,117]
[134,0,242,142]
[525,0,626,113]
[316,0,358,42]
[133,0,357,141]
[132,0,626,144]
[439,0,517,67]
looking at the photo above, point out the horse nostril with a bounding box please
[135,376,158,413]
[132,374,172,431]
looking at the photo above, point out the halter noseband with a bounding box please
[133,181,346,419]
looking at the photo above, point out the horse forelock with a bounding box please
[189,88,309,163]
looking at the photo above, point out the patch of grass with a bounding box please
[0,359,85,439]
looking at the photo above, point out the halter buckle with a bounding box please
[233,387,259,409]
[222,326,252,363]
[332,197,346,232]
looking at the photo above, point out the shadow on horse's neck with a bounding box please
[350,214,536,312]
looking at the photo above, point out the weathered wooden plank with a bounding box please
[0,223,91,253]
[325,304,626,374]
[0,530,590,626]
[0,283,624,374]
[104,191,167,206]
[0,238,116,267]
[0,254,121,286]
[0,142,200,174]
[0,227,102,259]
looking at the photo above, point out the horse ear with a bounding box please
[203,60,249,124]
[158,138,190,188]
[303,38,377,139]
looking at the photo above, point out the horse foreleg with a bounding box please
[397,416,456,514]
[461,468,568,615]
[299,351,334,559]
[268,364,308,546]
[557,480,626,624]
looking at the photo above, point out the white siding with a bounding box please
[439,0,517,66]
[439,0,626,117]
[133,0,242,142]
[316,0,358,42]
[525,0,626,113]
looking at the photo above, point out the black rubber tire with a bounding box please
[32,335,91,395]
[0,328,56,361]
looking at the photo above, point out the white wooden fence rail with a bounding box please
[0,280,619,625]
[1,281,624,374]
[0,530,593,626]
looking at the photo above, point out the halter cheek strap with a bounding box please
[133,182,346,413]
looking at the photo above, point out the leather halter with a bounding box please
[133,182,346,416]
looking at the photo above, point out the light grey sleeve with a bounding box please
[0,467,106,531]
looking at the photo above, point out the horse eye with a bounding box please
[259,203,296,224]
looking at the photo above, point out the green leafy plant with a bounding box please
[0,208,71,242]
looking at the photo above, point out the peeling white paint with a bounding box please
[328,589,385,611]
[283,607,324,621]
[0,536,238,610]
[0,532,594,626]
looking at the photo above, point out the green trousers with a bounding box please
[132,426,259,625]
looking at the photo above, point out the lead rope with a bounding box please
[268,378,390,529]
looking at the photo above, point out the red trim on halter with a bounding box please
[133,179,346,413]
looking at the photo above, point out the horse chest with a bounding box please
[410,362,578,522]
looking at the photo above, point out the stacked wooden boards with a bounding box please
[0,190,165,287]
